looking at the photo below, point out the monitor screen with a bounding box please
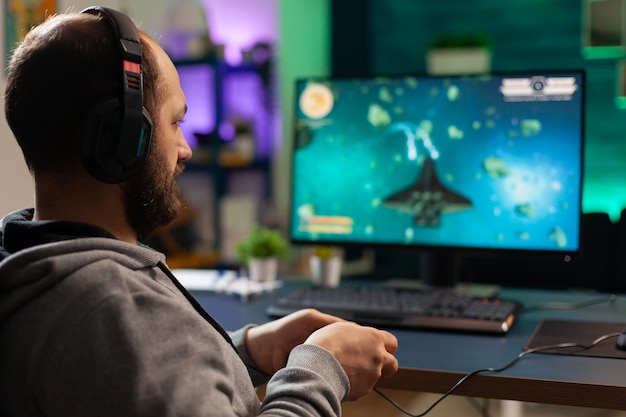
[289,70,585,286]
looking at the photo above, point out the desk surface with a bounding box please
[191,278,626,410]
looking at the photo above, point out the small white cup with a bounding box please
[310,256,342,287]
[248,257,278,282]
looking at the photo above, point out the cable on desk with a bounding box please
[373,331,621,417]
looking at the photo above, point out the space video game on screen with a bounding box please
[290,72,584,252]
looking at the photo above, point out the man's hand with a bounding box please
[246,309,344,375]
[304,321,398,400]
[245,309,398,401]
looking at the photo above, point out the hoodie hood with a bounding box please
[0,208,166,324]
[0,208,116,258]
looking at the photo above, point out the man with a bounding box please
[0,6,398,417]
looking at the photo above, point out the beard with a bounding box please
[122,142,185,240]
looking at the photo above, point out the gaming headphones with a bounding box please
[80,6,153,184]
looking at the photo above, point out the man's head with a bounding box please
[5,9,156,173]
[4,8,191,239]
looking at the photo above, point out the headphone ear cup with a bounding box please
[81,97,152,183]
[82,97,123,183]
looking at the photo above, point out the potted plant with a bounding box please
[426,33,492,75]
[235,227,288,282]
[310,245,343,288]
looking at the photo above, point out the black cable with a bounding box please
[373,331,621,417]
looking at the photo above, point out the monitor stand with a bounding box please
[414,250,500,297]
[419,250,461,288]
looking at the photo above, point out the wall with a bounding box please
[333,0,626,221]
[0,3,31,216]
[275,0,330,226]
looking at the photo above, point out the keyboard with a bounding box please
[266,286,523,334]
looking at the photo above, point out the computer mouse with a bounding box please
[616,327,626,351]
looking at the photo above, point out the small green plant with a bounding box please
[235,227,288,264]
[312,245,340,259]
[431,33,491,49]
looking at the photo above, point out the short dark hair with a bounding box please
[4,12,160,173]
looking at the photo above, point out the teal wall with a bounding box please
[276,0,330,224]
[367,0,626,220]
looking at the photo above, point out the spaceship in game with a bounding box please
[383,157,473,227]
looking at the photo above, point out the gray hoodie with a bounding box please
[0,209,348,417]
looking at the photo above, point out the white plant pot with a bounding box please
[310,256,342,288]
[426,47,491,75]
[248,257,278,282]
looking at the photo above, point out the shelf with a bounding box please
[172,54,274,266]
[172,55,263,74]
[186,152,269,170]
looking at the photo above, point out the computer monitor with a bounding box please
[289,70,585,288]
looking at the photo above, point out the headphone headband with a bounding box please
[80,6,153,183]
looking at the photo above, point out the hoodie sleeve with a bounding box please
[229,327,349,415]
[229,325,273,387]
[262,344,349,416]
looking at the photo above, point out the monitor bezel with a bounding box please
[288,69,587,265]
